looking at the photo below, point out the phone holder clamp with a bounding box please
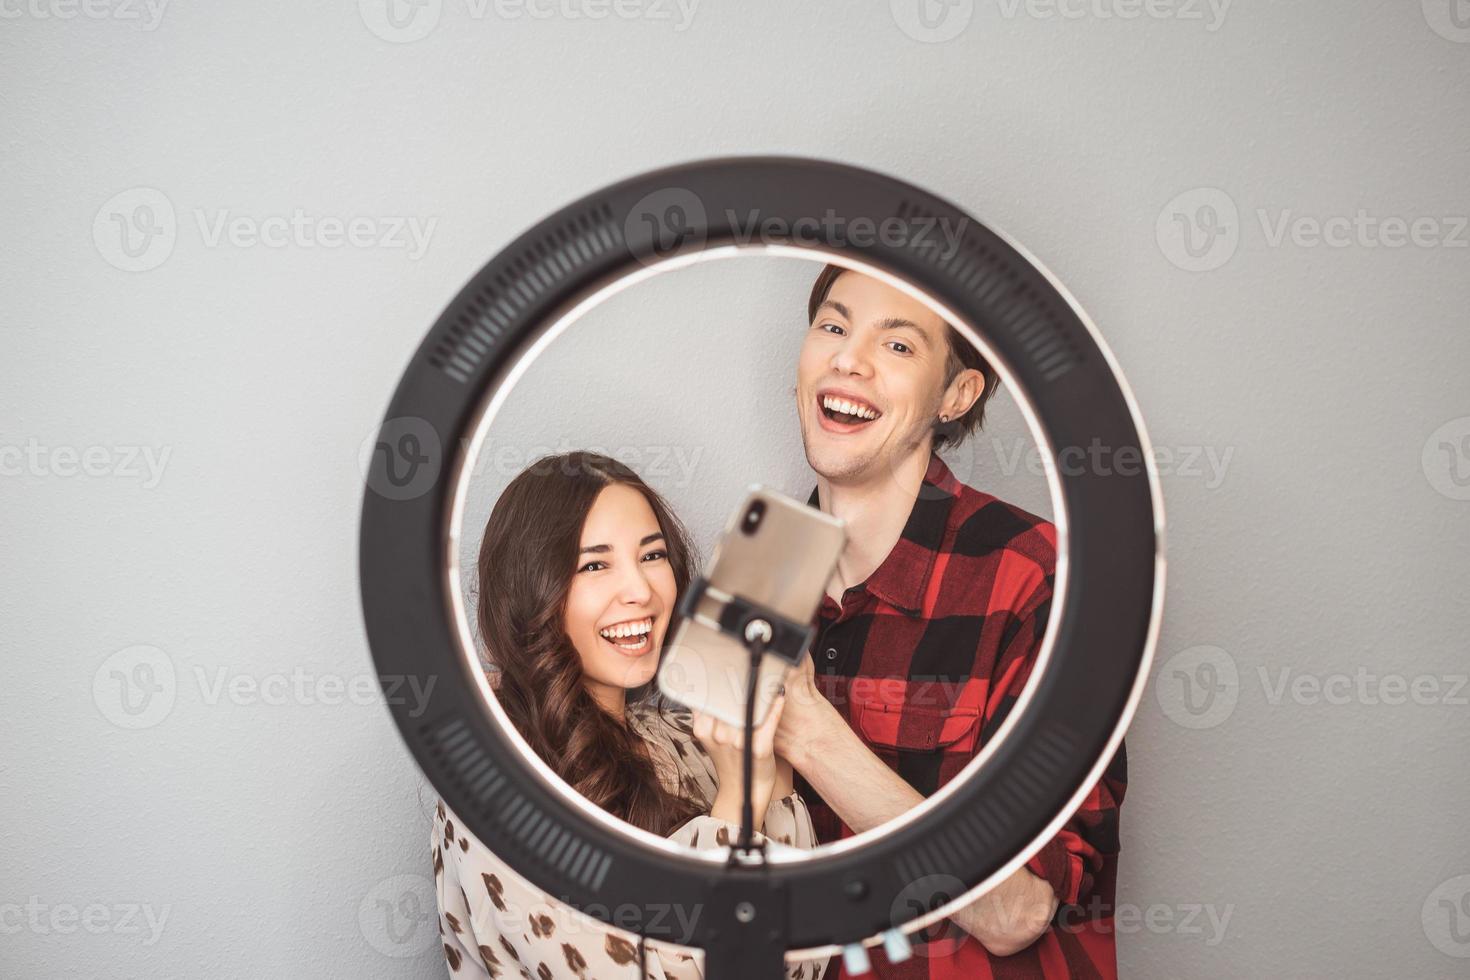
[676,576,817,668]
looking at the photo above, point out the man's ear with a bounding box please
[940,368,987,421]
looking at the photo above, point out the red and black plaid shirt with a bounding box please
[797,453,1126,980]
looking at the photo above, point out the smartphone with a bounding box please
[656,487,846,728]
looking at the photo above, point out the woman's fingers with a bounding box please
[708,717,742,749]
[694,698,788,757]
[753,695,785,757]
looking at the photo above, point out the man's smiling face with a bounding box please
[796,269,957,485]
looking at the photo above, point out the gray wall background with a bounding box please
[4,2,1468,977]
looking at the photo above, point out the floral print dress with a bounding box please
[432,702,828,980]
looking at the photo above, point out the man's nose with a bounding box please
[830,337,873,378]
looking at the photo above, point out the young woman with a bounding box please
[433,452,822,980]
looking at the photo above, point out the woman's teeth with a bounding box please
[821,394,880,422]
[599,618,653,649]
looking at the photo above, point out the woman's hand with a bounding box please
[692,694,786,833]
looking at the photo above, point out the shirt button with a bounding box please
[824,648,838,661]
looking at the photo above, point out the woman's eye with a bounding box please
[887,340,912,355]
[577,560,607,573]
[818,322,844,335]
[641,549,668,563]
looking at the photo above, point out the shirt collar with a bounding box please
[805,453,959,617]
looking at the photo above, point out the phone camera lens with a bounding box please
[741,500,766,535]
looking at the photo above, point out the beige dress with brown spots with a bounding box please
[432,702,827,980]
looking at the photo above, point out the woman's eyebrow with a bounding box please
[579,532,664,555]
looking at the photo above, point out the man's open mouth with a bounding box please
[818,391,883,428]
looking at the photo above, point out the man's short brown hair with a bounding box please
[806,264,1000,451]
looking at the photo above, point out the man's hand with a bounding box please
[772,650,847,771]
[769,652,1058,956]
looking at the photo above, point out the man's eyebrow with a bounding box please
[877,317,929,346]
[815,299,851,320]
[579,532,664,555]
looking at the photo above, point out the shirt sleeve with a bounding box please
[984,577,1127,907]
[665,791,819,855]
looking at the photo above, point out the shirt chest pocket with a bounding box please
[853,701,982,755]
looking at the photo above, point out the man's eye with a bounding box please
[642,549,668,563]
[578,561,607,573]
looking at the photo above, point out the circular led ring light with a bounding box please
[360,157,1164,968]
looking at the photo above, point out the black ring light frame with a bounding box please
[360,157,1164,974]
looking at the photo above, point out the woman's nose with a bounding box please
[616,563,654,604]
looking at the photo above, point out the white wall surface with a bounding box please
[4,3,1468,978]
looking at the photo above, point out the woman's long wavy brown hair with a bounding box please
[476,451,703,836]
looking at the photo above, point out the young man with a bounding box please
[774,265,1126,979]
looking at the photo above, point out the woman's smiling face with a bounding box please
[563,482,678,712]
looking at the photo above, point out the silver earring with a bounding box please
[939,414,949,423]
